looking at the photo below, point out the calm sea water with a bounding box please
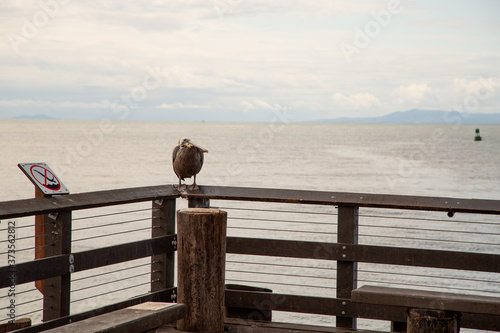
[0,120,499,330]
[1,119,499,201]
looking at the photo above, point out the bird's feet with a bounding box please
[175,184,188,191]
[188,183,200,191]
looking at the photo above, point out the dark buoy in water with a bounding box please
[474,128,482,141]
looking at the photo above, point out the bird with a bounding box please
[172,138,208,190]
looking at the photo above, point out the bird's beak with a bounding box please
[188,140,208,153]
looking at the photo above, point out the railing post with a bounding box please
[177,208,227,332]
[336,205,358,329]
[42,210,72,321]
[188,197,210,208]
[151,198,176,294]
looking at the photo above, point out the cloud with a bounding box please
[0,99,110,108]
[393,83,434,104]
[332,92,381,109]
[240,99,288,112]
[156,102,209,109]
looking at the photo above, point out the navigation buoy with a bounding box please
[474,128,482,141]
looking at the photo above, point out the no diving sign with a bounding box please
[18,163,69,195]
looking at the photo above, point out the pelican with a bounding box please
[172,138,208,190]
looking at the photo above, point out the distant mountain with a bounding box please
[13,114,57,120]
[321,109,500,124]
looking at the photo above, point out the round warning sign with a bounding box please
[18,162,69,195]
[30,165,61,191]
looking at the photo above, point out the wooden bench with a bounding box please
[352,286,500,315]
[42,302,186,333]
[352,286,500,332]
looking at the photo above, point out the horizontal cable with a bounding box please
[359,233,500,247]
[72,217,151,232]
[7,308,43,320]
[72,272,151,293]
[220,206,338,216]
[73,208,152,221]
[358,269,500,285]
[0,244,49,256]
[227,260,336,271]
[16,297,44,307]
[359,224,500,237]
[71,281,152,303]
[360,213,500,227]
[227,269,335,280]
[226,278,335,290]
[72,262,151,283]
[359,279,500,295]
[230,216,337,226]
[72,226,152,243]
[229,226,336,235]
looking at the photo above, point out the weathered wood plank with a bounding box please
[336,206,358,329]
[226,238,500,273]
[183,185,500,214]
[42,302,186,333]
[352,286,500,315]
[151,198,176,294]
[14,289,177,333]
[0,185,179,219]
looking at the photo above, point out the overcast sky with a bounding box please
[1,0,499,122]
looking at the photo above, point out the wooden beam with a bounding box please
[226,238,500,273]
[41,302,186,333]
[183,185,500,214]
[0,185,179,220]
[336,206,358,329]
[151,198,176,295]
[43,211,72,321]
[352,286,500,315]
[13,289,176,333]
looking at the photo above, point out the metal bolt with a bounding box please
[342,254,346,258]
[342,311,345,315]
[69,254,74,264]
[69,265,74,273]
[342,301,346,306]
[342,246,346,250]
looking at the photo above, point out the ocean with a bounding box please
[0,119,499,330]
[1,120,499,201]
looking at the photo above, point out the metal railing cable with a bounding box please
[71,281,153,304]
[71,262,151,283]
[72,217,151,232]
[71,272,151,293]
[359,213,500,227]
[72,208,153,221]
[72,226,152,243]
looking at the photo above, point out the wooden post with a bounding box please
[177,208,227,333]
[336,205,358,329]
[151,198,176,295]
[188,197,210,208]
[407,308,460,333]
[42,210,72,321]
[34,188,45,293]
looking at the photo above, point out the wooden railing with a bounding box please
[0,185,499,332]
